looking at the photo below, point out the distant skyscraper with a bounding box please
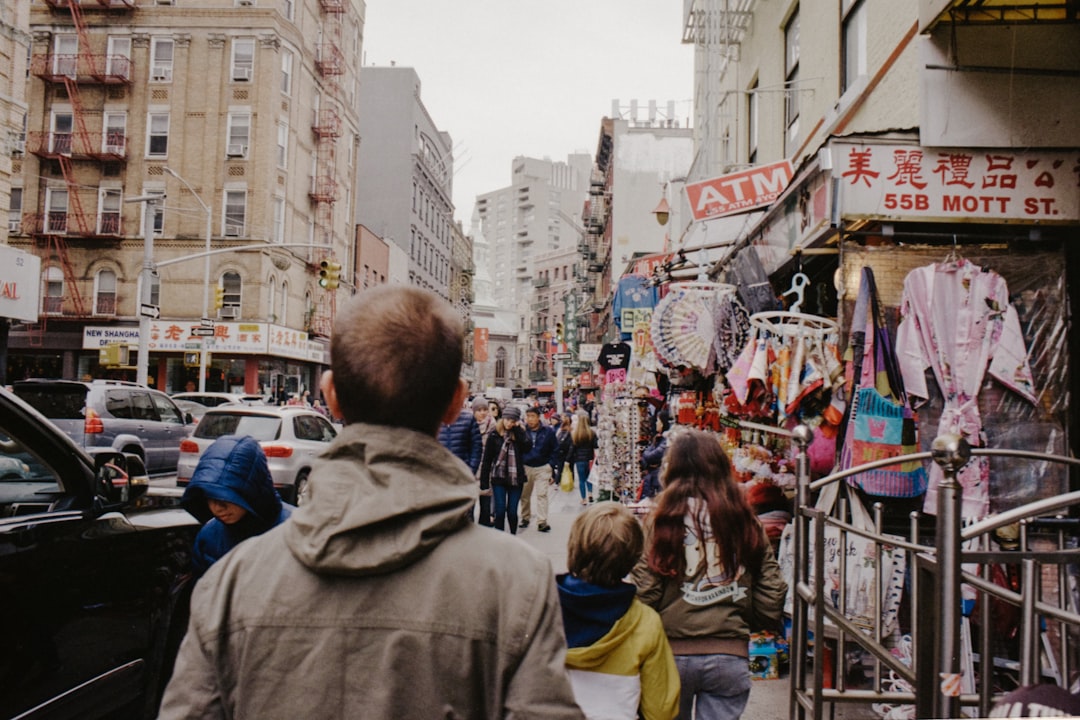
[472,155,590,315]
[355,66,454,300]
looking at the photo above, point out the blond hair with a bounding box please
[566,502,643,587]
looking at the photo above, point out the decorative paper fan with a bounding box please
[667,291,716,369]
[650,291,685,368]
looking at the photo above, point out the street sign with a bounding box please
[139,303,160,319]
[200,317,215,328]
[190,327,215,337]
[552,353,573,361]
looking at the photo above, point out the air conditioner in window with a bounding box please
[233,67,252,81]
[12,140,25,155]
[226,143,248,157]
[219,306,240,319]
[151,65,171,82]
[8,219,20,233]
[224,224,242,237]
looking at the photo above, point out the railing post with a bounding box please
[931,433,971,719]
[790,424,813,720]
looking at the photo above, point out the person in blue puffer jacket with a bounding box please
[181,434,294,577]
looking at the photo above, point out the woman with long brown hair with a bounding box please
[632,429,786,720]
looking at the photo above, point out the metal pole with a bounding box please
[931,433,971,719]
[790,423,812,720]
[555,359,564,414]
[135,197,157,388]
[164,167,212,392]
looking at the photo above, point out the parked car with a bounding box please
[13,379,195,475]
[0,385,199,719]
[177,405,337,504]
[171,398,215,424]
[170,391,266,407]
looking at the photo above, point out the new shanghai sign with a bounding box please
[684,159,795,222]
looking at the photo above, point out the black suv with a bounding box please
[0,386,199,719]
[13,379,194,475]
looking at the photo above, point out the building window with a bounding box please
[495,347,507,385]
[282,0,294,20]
[226,113,250,158]
[272,197,285,243]
[98,188,122,235]
[231,38,255,82]
[95,269,117,316]
[842,0,867,94]
[784,8,801,152]
[280,50,293,94]
[279,281,288,324]
[748,80,759,165]
[276,121,288,168]
[43,266,64,315]
[8,187,22,234]
[223,190,246,236]
[103,112,126,154]
[53,34,77,77]
[106,36,131,80]
[222,271,242,310]
[45,187,67,233]
[50,112,73,154]
[150,37,174,82]
[147,112,169,157]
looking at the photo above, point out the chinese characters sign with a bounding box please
[684,160,794,221]
[834,143,1079,223]
[82,322,327,363]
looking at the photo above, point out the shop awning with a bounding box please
[921,0,1079,31]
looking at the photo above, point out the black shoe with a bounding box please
[519,521,529,529]
[537,523,551,533]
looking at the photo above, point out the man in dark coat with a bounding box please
[437,400,483,474]
[520,406,558,532]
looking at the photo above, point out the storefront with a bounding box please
[5,319,329,400]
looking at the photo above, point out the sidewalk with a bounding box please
[514,485,794,719]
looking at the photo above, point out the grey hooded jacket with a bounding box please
[159,423,584,719]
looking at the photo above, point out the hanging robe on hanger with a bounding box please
[895,258,1038,519]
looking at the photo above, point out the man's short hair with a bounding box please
[329,286,463,434]
[566,502,643,587]
[525,406,541,416]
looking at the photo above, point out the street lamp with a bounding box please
[163,167,213,392]
[123,193,162,388]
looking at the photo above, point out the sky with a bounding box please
[360,1,696,225]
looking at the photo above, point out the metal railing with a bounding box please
[789,428,1080,719]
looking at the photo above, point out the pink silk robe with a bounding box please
[895,259,1037,519]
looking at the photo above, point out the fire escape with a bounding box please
[24,0,134,342]
[306,0,346,337]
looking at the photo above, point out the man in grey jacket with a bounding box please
[160,286,585,719]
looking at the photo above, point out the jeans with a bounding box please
[574,460,592,501]
[674,653,751,720]
[492,484,523,534]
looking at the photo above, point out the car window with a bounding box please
[129,392,158,421]
[0,427,61,515]
[105,389,133,419]
[200,397,228,407]
[151,394,184,424]
[13,385,87,419]
[293,414,337,442]
[196,413,282,441]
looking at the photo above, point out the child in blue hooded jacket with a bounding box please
[181,435,293,577]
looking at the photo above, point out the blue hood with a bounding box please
[556,573,636,648]
[182,434,286,528]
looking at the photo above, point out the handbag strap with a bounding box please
[864,269,908,404]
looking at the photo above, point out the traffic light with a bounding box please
[183,351,200,368]
[555,321,564,344]
[319,259,342,290]
[99,343,130,367]
[213,285,225,310]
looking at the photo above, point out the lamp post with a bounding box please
[163,167,212,393]
[123,194,161,388]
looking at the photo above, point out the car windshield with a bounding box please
[196,413,282,441]
[13,385,87,419]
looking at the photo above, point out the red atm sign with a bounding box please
[684,160,794,221]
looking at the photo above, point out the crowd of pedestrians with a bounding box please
[160,285,791,720]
